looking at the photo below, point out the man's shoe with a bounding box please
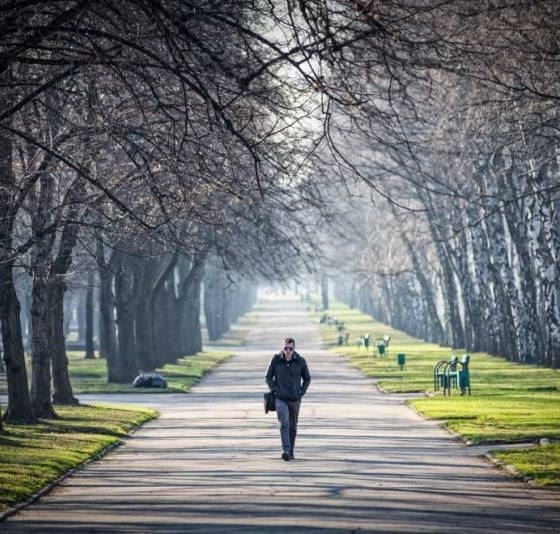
[281,452,290,461]
[289,453,295,460]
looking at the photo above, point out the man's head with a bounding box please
[283,337,295,359]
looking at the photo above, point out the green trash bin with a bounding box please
[397,353,406,370]
[459,369,470,395]
[376,343,385,356]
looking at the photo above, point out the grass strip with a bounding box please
[492,444,560,487]
[0,403,156,515]
[310,299,560,486]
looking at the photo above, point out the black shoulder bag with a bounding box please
[264,391,276,413]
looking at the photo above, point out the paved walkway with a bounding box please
[3,295,560,532]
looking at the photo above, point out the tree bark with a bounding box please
[203,262,222,341]
[398,221,444,344]
[182,260,205,355]
[50,280,78,404]
[153,283,172,366]
[151,254,178,366]
[0,97,34,422]
[0,263,34,422]
[77,289,86,342]
[96,239,118,370]
[497,159,543,362]
[84,270,95,359]
[320,273,329,311]
[49,180,83,405]
[529,163,560,368]
[30,271,57,419]
[176,254,206,354]
[134,256,160,372]
[113,251,138,382]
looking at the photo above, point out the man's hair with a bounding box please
[284,337,295,346]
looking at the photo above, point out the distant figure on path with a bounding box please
[266,337,311,461]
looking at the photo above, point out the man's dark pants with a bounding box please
[275,398,301,456]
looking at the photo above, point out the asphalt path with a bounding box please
[3,295,560,533]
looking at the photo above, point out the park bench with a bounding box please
[433,354,471,396]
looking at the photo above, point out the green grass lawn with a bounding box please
[312,300,560,486]
[68,350,234,394]
[67,311,255,393]
[493,443,560,487]
[0,403,156,515]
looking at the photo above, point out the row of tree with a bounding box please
[323,2,559,368]
[3,1,559,433]
[0,1,333,427]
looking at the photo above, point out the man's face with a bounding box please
[283,343,295,360]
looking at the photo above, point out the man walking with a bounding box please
[266,337,311,461]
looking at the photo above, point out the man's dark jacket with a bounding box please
[266,351,311,402]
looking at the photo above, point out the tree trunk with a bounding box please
[134,259,155,372]
[175,254,206,354]
[30,272,57,419]
[49,186,83,406]
[169,280,184,360]
[183,261,205,355]
[531,160,560,367]
[84,270,95,359]
[63,289,73,338]
[0,263,34,422]
[113,252,138,382]
[135,295,155,371]
[50,281,78,404]
[497,165,543,363]
[399,225,444,344]
[320,273,329,311]
[349,281,358,309]
[0,107,34,422]
[203,262,222,341]
[149,253,179,366]
[96,241,118,367]
[77,289,86,342]
[153,285,171,366]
